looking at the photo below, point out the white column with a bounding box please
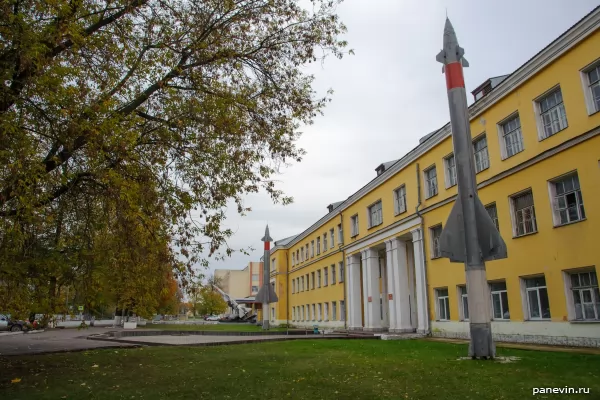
[386,238,413,333]
[379,255,389,329]
[385,240,398,331]
[346,255,362,330]
[411,228,430,334]
[362,248,382,331]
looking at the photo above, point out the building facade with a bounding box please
[263,7,600,346]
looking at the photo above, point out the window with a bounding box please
[490,281,510,320]
[537,88,567,139]
[292,280,296,294]
[301,247,305,262]
[525,276,551,320]
[271,258,276,271]
[324,267,329,286]
[485,203,499,231]
[306,274,309,290]
[393,185,407,215]
[350,214,359,237]
[301,306,305,321]
[296,250,299,263]
[324,302,329,321]
[311,272,315,290]
[500,114,524,158]
[306,244,309,259]
[570,271,599,321]
[292,253,295,266]
[317,270,321,288]
[331,264,336,284]
[330,229,335,248]
[436,288,450,321]
[340,300,346,321]
[312,304,316,321]
[301,276,304,291]
[511,190,537,236]
[430,225,443,258]
[459,286,469,321]
[582,61,600,114]
[445,154,457,187]
[332,301,337,320]
[323,234,328,251]
[292,307,296,321]
[318,303,322,321]
[317,237,321,255]
[311,241,314,258]
[338,224,343,244]
[424,166,438,198]
[339,262,344,283]
[252,286,258,293]
[368,200,383,228]
[550,173,585,226]
[473,134,490,173]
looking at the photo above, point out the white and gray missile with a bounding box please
[255,225,278,330]
[436,18,508,359]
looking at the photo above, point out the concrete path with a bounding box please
[0,327,137,356]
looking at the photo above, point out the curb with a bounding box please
[0,331,24,337]
[25,329,45,334]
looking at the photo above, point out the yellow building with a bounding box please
[264,6,600,345]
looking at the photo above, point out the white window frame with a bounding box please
[533,85,568,140]
[350,214,359,237]
[306,244,309,259]
[331,264,336,285]
[547,171,585,227]
[340,300,346,321]
[324,266,329,286]
[300,247,304,262]
[323,233,328,251]
[301,305,305,321]
[458,285,469,321]
[271,258,276,272]
[580,58,600,116]
[563,268,599,321]
[311,241,315,258]
[292,253,295,266]
[317,270,321,288]
[393,185,407,215]
[424,165,438,198]
[332,301,337,321]
[367,200,383,228]
[324,302,329,321]
[485,202,500,232]
[330,229,334,248]
[509,189,537,237]
[311,272,315,290]
[292,307,296,321]
[429,224,443,259]
[436,288,450,321]
[473,133,490,173]
[292,279,296,294]
[444,153,457,188]
[497,112,524,159]
[337,224,343,244]
[317,303,322,321]
[490,281,510,320]
[339,261,344,283]
[316,237,321,255]
[521,276,551,320]
[312,304,316,321]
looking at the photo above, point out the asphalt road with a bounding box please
[0,327,136,356]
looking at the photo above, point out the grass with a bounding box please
[1,340,599,400]
[140,323,293,332]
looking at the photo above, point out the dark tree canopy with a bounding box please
[0,0,349,317]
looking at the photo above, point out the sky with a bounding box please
[201,0,599,277]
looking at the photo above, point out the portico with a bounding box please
[345,219,429,334]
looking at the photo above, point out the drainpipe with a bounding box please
[415,163,431,335]
[286,250,290,332]
[340,211,347,331]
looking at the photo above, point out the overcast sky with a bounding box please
[201,0,598,278]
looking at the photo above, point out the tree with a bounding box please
[0,0,349,316]
[196,286,227,316]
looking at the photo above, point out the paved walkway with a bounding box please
[0,327,137,356]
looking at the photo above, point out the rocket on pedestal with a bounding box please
[255,225,278,305]
[436,18,507,358]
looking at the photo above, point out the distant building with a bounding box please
[215,261,264,299]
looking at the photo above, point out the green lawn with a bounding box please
[1,340,599,399]
[140,323,293,332]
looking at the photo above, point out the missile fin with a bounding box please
[461,57,469,67]
[436,50,446,64]
[474,196,508,261]
[457,45,465,58]
[442,65,445,73]
[439,197,466,263]
[255,284,279,304]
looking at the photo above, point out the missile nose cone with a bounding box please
[443,17,457,46]
[261,224,273,242]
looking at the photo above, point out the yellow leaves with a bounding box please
[11,378,21,383]
[91,364,99,368]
